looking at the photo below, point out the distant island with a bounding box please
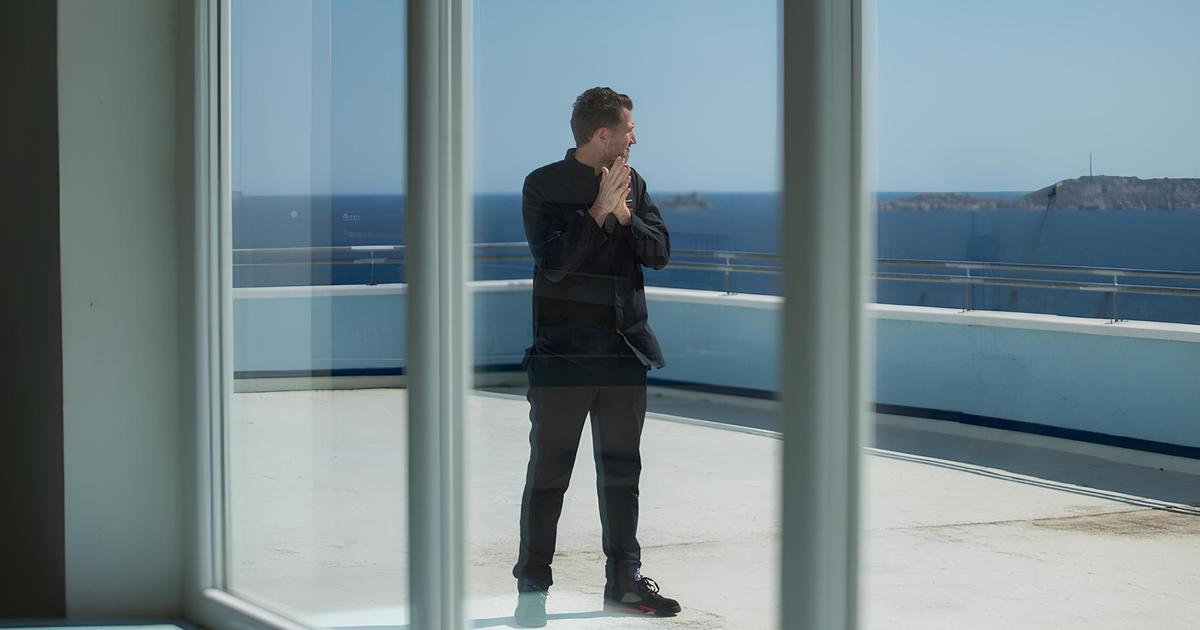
[657,191,712,210]
[879,176,1200,211]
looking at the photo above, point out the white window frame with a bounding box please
[779,1,873,628]
[185,0,869,628]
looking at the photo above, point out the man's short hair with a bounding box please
[570,87,633,146]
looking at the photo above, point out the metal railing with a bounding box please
[233,242,1200,322]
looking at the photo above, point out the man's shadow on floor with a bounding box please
[341,609,639,630]
[475,609,634,628]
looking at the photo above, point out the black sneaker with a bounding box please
[514,579,548,628]
[603,575,682,616]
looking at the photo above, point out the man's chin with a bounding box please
[604,152,631,168]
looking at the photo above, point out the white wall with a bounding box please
[58,0,187,616]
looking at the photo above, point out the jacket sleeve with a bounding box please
[627,176,671,270]
[522,174,606,283]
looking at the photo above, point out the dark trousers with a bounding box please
[513,354,648,589]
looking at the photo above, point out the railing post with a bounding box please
[963,268,972,312]
[368,250,376,286]
[724,254,733,294]
[1111,273,1120,323]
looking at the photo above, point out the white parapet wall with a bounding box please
[232,281,1200,455]
[873,304,1200,454]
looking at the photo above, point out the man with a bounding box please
[512,87,680,627]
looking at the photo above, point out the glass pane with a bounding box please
[228,1,408,625]
[469,1,783,627]
[868,1,1200,627]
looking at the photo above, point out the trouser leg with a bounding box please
[512,382,594,588]
[589,367,648,585]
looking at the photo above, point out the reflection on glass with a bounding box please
[470,1,782,628]
[868,2,1200,627]
[229,0,408,625]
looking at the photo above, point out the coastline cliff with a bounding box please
[879,176,1200,210]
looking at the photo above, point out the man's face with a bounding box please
[604,107,637,165]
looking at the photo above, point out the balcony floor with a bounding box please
[228,388,1200,629]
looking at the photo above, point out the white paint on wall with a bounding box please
[58,0,185,616]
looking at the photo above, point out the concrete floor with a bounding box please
[227,388,1200,629]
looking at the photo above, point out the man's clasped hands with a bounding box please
[590,156,633,227]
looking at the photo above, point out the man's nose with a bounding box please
[630,131,637,145]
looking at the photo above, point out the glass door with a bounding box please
[226,1,410,625]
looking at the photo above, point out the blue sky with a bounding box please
[878,0,1200,191]
[233,0,1199,194]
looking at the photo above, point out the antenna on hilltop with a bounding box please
[1089,152,1093,177]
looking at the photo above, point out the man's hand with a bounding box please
[613,200,632,226]
[591,156,631,227]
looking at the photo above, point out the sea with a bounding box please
[233,192,1200,325]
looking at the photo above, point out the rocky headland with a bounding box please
[879,176,1200,211]
[658,191,712,210]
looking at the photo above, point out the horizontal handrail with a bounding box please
[877,258,1200,283]
[876,273,1200,297]
[233,242,778,260]
[232,243,1200,320]
[233,242,1200,281]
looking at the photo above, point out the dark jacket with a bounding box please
[522,149,670,369]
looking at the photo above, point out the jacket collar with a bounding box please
[564,148,600,176]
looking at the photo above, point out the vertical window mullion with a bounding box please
[780,0,868,628]
[407,1,470,629]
